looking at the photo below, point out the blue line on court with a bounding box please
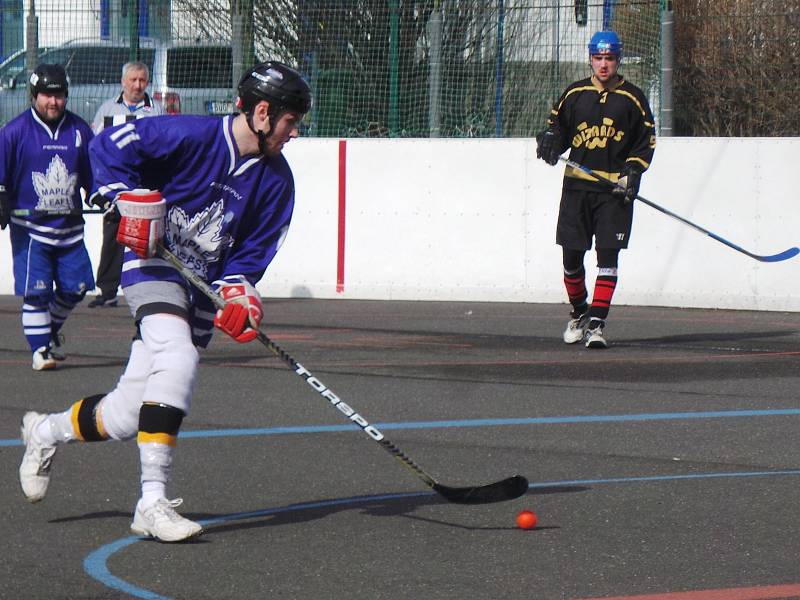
[84,538,172,600]
[3,407,800,447]
[84,469,800,600]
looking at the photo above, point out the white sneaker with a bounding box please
[131,498,203,542]
[563,314,588,344]
[32,346,56,371]
[49,333,66,361]
[19,412,57,502]
[584,320,609,349]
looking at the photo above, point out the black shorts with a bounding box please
[556,189,634,250]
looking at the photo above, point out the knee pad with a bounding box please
[23,294,52,308]
[139,314,199,414]
[54,290,86,307]
[71,394,108,441]
[138,402,185,444]
[596,248,620,269]
[50,291,85,326]
[562,248,585,273]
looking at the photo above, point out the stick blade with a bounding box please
[432,475,529,505]
[757,247,800,263]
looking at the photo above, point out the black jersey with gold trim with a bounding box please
[546,75,656,191]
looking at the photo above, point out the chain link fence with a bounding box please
[0,1,796,136]
[673,0,800,136]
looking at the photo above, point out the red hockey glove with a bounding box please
[213,280,263,343]
[116,189,166,258]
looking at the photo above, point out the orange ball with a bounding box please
[516,509,538,530]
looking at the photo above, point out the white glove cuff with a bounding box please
[117,189,166,219]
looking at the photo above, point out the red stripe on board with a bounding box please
[574,582,800,600]
[336,139,347,293]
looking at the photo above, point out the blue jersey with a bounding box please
[89,114,295,291]
[0,108,94,246]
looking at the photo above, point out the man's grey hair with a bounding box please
[122,61,150,81]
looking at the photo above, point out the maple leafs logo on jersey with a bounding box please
[31,155,78,212]
[166,200,226,278]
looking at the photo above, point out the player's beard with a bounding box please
[34,104,65,124]
[262,131,288,157]
[43,111,63,123]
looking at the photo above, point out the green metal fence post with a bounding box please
[388,0,399,137]
[659,0,674,136]
[128,0,139,61]
[25,0,38,76]
[427,2,442,138]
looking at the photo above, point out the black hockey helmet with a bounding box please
[29,63,69,98]
[236,61,311,116]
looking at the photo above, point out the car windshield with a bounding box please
[3,46,157,87]
[51,47,156,85]
[167,46,232,88]
[0,52,34,89]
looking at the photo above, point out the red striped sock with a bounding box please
[563,267,587,311]
[589,273,618,321]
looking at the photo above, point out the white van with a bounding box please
[0,38,239,125]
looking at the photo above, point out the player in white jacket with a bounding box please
[87,61,165,308]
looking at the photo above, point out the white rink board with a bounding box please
[0,137,799,311]
[275,136,800,311]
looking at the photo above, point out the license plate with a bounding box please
[206,100,235,115]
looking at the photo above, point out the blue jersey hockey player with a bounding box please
[0,63,95,370]
[18,61,312,542]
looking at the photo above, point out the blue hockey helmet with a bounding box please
[588,31,623,59]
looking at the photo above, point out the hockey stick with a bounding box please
[157,245,528,505]
[11,208,105,216]
[559,156,800,263]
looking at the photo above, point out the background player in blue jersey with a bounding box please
[0,63,95,370]
[536,30,656,349]
[18,61,311,542]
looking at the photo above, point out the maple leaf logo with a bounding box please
[32,155,78,212]
[165,200,226,278]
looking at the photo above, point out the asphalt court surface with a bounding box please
[1,295,800,600]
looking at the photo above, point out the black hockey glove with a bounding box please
[88,191,112,211]
[614,163,643,204]
[535,129,561,166]
[0,188,9,230]
[88,191,121,223]
[103,204,121,224]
